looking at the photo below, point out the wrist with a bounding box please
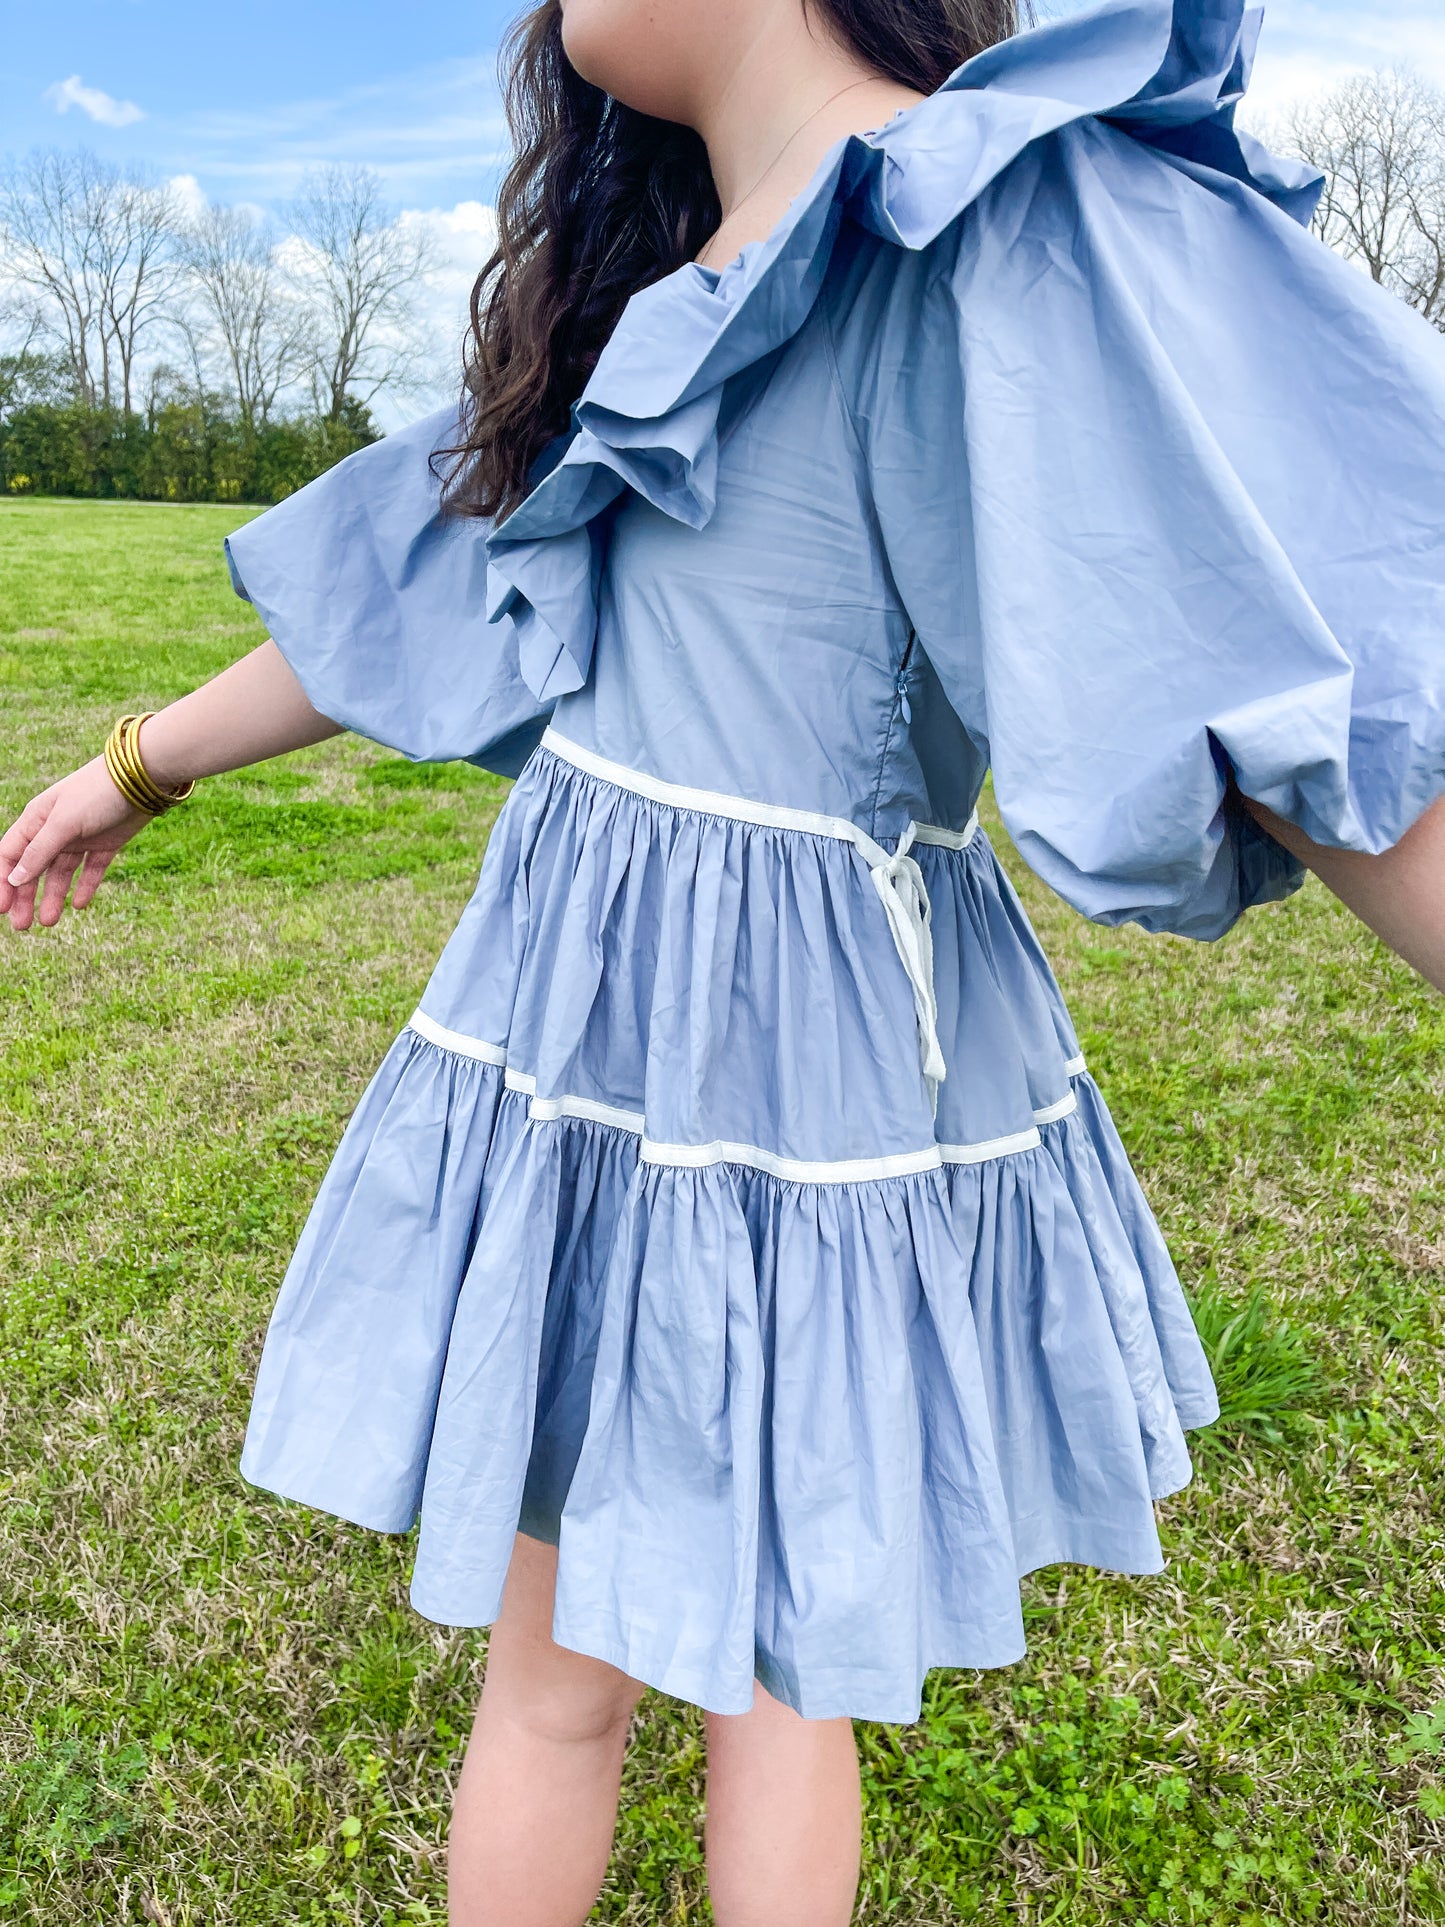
[135,712,195,790]
[104,714,197,815]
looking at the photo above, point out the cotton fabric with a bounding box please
[227,0,1445,1720]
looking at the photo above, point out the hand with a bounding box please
[0,756,154,932]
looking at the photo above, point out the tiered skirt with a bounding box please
[241,735,1219,1721]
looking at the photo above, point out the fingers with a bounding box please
[6,846,94,931]
[5,870,40,932]
[3,763,147,931]
[35,852,83,928]
[0,794,55,899]
[2,796,61,931]
[1,813,38,925]
[6,802,83,892]
[70,847,115,912]
[0,792,51,857]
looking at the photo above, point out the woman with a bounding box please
[4,0,1443,1919]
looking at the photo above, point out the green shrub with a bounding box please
[0,399,378,504]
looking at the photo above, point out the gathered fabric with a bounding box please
[539,727,964,1116]
[238,741,1218,1718]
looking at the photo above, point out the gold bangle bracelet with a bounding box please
[103,714,197,815]
[103,719,153,813]
[114,715,176,809]
[115,714,196,812]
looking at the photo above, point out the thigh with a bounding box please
[704,1681,858,1813]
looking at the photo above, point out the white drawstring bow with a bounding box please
[865,821,947,1117]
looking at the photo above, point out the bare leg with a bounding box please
[448,1533,646,1927]
[704,1682,862,1926]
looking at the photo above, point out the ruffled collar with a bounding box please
[486,0,1323,705]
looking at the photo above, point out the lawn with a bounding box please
[1,494,1442,1926]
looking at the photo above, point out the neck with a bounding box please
[692,13,881,216]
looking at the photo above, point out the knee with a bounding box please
[520,1670,644,1747]
[481,1533,646,1746]
[484,1640,646,1748]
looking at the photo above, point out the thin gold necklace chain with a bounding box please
[698,75,880,267]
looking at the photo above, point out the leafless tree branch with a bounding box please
[180,205,309,430]
[285,165,438,420]
[0,150,183,410]
[1282,67,1445,330]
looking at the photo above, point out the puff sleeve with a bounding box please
[224,407,553,775]
[863,116,1445,939]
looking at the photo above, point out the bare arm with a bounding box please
[125,638,341,787]
[1242,792,1445,992]
[1,640,341,933]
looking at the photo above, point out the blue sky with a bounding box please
[1,1,519,209]
[4,0,1444,217]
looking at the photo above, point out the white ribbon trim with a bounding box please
[406,1013,1087,1181]
[539,727,978,856]
[1031,1090,1079,1126]
[911,820,981,851]
[407,1011,507,1063]
[639,1137,947,1183]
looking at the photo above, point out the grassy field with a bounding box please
[0,494,1442,1927]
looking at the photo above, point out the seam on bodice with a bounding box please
[816,236,930,843]
[868,626,920,840]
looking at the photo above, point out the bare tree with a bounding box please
[0,150,181,410]
[0,151,110,404]
[1284,68,1445,328]
[181,205,308,430]
[2,153,448,431]
[0,288,44,367]
[101,172,183,413]
[286,165,436,421]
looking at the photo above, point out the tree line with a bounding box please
[1,64,1442,507]
[0,157,438,503]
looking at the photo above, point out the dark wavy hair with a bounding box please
[444,0,1024,521]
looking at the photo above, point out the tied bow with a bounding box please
[865,822,947,1116]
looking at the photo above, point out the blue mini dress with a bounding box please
[226,0,1445,1722]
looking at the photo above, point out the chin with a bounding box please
[559,0,698,121]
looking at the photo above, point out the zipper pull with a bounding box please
[896,669,912,727]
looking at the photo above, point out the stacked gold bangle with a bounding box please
[103,714,197,816]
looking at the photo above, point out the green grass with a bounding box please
[1,493,1443,1925]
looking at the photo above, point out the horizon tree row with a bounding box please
[0,154,444,431]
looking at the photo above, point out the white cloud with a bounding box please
[401,198,497,316]
[403,200,497,362]
[1245,0,1445,114]
[166,173,209,220]
[368,199,497,430]
[43,74,145,129]
[162,54,511,202]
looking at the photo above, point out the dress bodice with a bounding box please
[553,237,987,836]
